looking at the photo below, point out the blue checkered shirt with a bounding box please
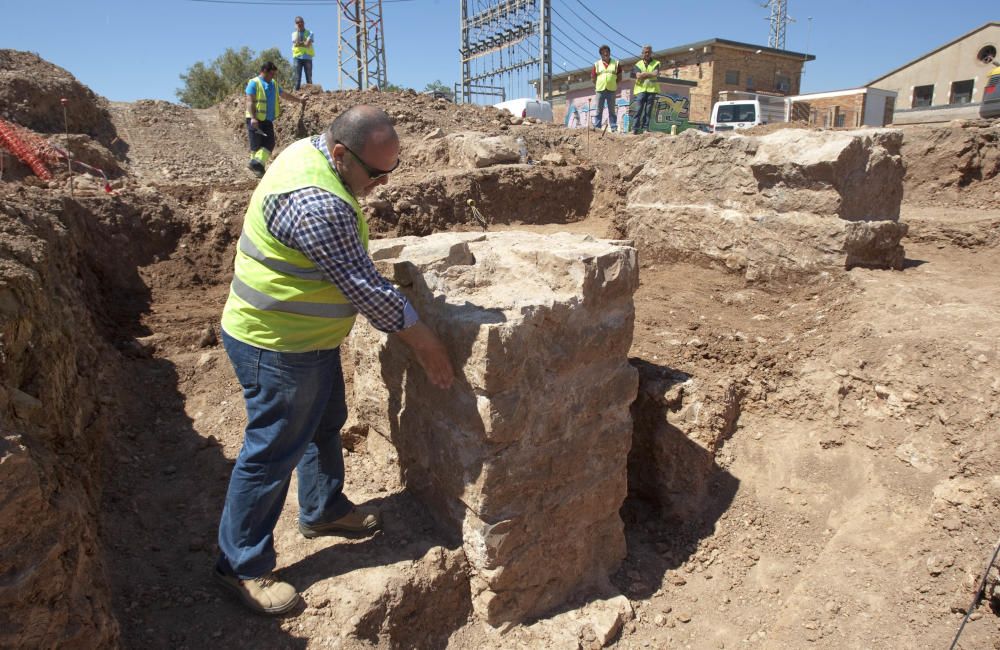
[262,134,417,333]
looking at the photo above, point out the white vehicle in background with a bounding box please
[494,98,554,122]
[710,93,787,132]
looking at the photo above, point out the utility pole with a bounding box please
[539,0,551,101]
[764,0,791,50]
[459,0,551,104]
[338,0,387,90]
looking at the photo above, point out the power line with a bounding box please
[568,0,643,51]
[550,22,596,63]
[553,0,635,59]
[183,0,415,5]
[550,4,603,53]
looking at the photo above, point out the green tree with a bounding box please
[422,79,454,100]
[382,81,408,92]
[177,47,293,108]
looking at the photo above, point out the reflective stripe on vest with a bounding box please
[230,276,357,319]
[634,60,661,94]
[239,231,327,281]
[595,59,619,92]
[221,137,368,352]
[292,30,315,58]
[245,77,281,121]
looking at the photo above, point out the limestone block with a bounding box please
[623,128,908,277]
[347,232,639,625]
[445,131,520,168]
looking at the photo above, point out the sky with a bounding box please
[0,1,996,104]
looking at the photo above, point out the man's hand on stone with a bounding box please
[395,321,454,390]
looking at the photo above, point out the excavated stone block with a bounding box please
[623,128,908,278]
[347,231,639,626]
[444,131,520,168]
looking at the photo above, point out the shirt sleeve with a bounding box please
[263,188,417,333]
[245,79,257,95]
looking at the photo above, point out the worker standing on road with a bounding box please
[246,61,303,178]
[291,16,315,91]
[591,45,622,132]
[631,45,660,135]
[214,105,455,616]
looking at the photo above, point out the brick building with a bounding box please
[549,38,814,124]
[786,87,897,128]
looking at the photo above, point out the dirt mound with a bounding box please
[0,50,119,148]
[900,120,1000,209]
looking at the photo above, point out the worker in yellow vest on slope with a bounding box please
[591,45,622,132]
[246,61,304,178]
[291,16,315,91]
[214,105,454,615]
[631,45,661,135]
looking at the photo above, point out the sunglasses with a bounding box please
[336,141,399,179]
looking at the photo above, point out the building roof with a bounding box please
[551,37,815,83]
[868,21,1000,85]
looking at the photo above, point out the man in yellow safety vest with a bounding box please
[245,61,304,178]
[291,16,315,91]
[591,45,622,132]
[631,45,660,134]
[213,105,454,616]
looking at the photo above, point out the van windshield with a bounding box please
[717,104,757,123]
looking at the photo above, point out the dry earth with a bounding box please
[1,51,999,649]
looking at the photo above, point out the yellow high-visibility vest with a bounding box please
[292,29,315,58]
[221,137,368,352]
[633,59,661,94]
[245,76,281,121]
[594,59,619,92]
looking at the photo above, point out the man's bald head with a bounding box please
[326,105,397,156]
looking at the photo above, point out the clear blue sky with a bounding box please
[0,1,995,103]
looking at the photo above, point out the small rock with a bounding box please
[676,612,692,623]
[874,384,890,399]
[654,614,666,626]
[423,127,445,140]
[198,327,217,348]
[901,390,919,402]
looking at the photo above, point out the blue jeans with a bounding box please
[593,90,617,131]
[217,329,352,579]
[294,58,313,91]
[633,92,657,133]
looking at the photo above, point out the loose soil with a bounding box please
[2,56,998,649]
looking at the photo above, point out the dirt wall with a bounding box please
[0,186,186,648]
[900,120,1000,209]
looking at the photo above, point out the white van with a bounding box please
[710,95,787,132]
[494,98,554,122]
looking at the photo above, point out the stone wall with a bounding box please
[347,232,639,625]
[619,128,908,279]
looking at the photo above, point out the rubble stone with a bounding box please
[347,231,639,625]
[621,128,908,278]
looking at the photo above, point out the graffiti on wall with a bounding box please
[564,95,632,130]
[563,82,695,132]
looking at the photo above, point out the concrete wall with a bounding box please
[873,24,1000,109]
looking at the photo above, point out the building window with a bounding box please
[725,70,739,85]
[746,75,754,89]
[834,113,846,127]
[950,79,974,104]
[775,75,790,92]
[913,85,934,107]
